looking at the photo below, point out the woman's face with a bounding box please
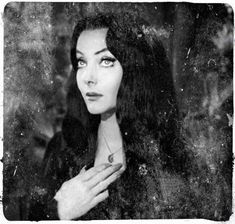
[76,28,123,115]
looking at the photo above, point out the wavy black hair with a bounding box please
[63,12,184,173]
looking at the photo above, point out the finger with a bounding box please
[54,190,62,201]
[87,163,122,188]
[81,163,112,181]
[79,165,87,175]
[91,190,109,207]
[92,170,121,195]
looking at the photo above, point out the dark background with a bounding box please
[3,2,233,220]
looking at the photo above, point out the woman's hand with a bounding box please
[54,163,123,220]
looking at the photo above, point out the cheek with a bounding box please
[76,73,83,93]
[115,71,123,95]
[107,72,122,96]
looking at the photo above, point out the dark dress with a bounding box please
[29,131,195,220]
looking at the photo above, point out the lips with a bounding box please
[86,92,103,101]
[86,92,103,97]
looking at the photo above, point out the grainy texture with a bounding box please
[3,2,233,221]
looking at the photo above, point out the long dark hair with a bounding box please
[63,12,183,173]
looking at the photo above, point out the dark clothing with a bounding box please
[29,132,196,220]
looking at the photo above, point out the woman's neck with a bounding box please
[100,111,119,134]
[94,110,125,166]
[99,112,122,148]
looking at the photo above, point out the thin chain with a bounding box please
[101,131,123,156]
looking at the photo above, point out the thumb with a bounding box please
[79,165,87,174]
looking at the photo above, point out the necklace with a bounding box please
[101,131,123,163]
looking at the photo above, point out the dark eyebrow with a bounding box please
[76,49,84,55]
[76,48,108,56]
[94,48,108,55]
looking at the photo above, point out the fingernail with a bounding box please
[114,163,123,169]
[104,163,112,168]
[98,163,111,171]
[117,173,122,178]
[82,165,86,171]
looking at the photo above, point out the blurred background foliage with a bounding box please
[3,2,233,221]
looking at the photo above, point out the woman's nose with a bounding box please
[84,64,97,86]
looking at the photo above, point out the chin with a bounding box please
[87,106,106,115]
[87,105,115,115]
[88,110,101,115]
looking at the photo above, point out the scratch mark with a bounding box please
[13,165,17,176]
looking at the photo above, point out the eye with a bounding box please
[77,58,87,68]
[100,57,116,67]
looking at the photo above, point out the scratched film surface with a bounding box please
[3,2,233,220]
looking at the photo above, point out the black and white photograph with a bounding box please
[2,1,234,222]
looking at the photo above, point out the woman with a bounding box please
[29,12,187,220]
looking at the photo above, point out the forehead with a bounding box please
[76,28,108,53]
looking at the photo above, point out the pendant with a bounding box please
[108,154,114,163]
